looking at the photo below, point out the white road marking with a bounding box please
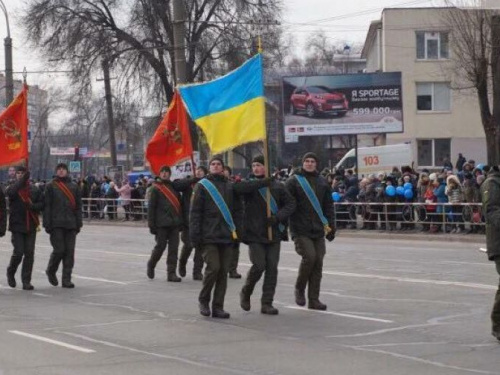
[9,330,95,353]
[72,275,128,285]
[283,305,393,323]
[479,247,487,253]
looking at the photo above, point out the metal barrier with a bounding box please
[82,198,148,221]
[333,202,484,233]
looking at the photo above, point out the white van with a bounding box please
[335,143,413,176]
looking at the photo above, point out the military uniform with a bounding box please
[6,170,44,290]
[147,173,188,282]
[239,163,296,314]
[44,167,83,288]
[480,169,500,341]
[0,187,6,238]
[285,155,335,310]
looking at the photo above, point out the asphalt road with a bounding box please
[0,225,498,375]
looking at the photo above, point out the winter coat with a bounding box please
[148,180,183,229]
[43,176,83,231]
[115,183,132,205]
[240,176,296,244]
[285,168,334,239]
[170,177,199,229]
[433,182,448,214]
[0,188,5,236]
[480,171,500,260]
[6,174,44,233]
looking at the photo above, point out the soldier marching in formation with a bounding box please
[44,163,83,288]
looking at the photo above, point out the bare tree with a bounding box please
[442,4,500,164]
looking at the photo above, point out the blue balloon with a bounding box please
[385,185,396,197]
[396,186,405,196]
[404,189,414,199]
[403,182,413,191]
[332,192,341,202]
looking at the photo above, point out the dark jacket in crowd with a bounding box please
[240,175,296,244]
[43,176,83,232]
[6,173,44,233]
[147,180,183,229]
[285,168,334,239]
[0,185,7,236]
[481,170,500,261]
[171,177,199,228]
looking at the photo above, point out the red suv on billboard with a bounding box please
[290,86,349,118]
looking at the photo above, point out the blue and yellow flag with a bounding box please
[178,54,266,153]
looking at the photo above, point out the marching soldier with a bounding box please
[147,165,192,282]
[178,165,207,281]
[0,185,6,239]
[44,163,83,288]
[480,165,500,342]
[239,155,295,315]
[6,166,44,290]
[190,156,269,318]
[285,152,335,310]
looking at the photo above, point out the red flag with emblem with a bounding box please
[146,90,193,175]
[0,85,29,167]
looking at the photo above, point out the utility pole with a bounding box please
[172,0,187,84]
[0,0,13,106]
[492,15,500,164]
[102,58,118,167]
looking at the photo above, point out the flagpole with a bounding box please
[23,67,29,170]
[257,37,273,241]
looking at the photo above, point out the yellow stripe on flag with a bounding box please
[195,96,265,154]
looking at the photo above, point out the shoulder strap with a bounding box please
[199,179,237,240]
[294,175,331,233]
[54,181,76,210]
[153,183,181,215]
[258,187,285,232]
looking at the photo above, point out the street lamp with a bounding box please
[0,0,12,107]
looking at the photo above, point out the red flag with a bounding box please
[0,85,29,167]
[146,90,193,175]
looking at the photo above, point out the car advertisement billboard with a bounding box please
[282,72,403,137]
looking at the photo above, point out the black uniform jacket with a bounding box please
[189,174,269,246]
[0,188,6,236]
[43,176,83,231]
[6,174,44,233]
[240,176,296,244]
[148,179,184,229]
[285,168,334,239]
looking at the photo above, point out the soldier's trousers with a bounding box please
[148,227,180,275]
[199,244,232,310]
[293,236,326,302]
[229,243,240,273]
[242,242,280,306]
[492,259,500,334]
[179,228,203,275]
[8,231,36,284]
[47,228,77,283]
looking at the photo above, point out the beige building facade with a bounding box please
[362,7,486,170]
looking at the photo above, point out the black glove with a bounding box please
[326,229,336,242]
[267,216,278,226]
[149,227,157,235]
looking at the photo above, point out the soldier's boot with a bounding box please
[295,289,306,306]
[62,268,75,289]
[261,305,279,315]
[45,270,58,286]
[7,256,22,288]
[167,270,181,282]
[21,255,34,291]
[178,261,187,278]
[229,270,242,279]
[46,254,62,286]
[240,290,251,311]
[212,309,230,319]
[199,302,211,317]
[308,300,327,311]
[147,260,155,279]
[22,283,34,291]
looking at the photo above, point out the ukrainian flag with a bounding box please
[178,54,266,154]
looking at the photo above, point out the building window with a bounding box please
[416,82,451,111]
[416,31,449,60]
[417,139,451,167]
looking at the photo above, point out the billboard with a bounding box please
[282,72,403,137]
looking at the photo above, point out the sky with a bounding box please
[0,0,450,91]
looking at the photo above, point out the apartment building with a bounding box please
[362,7,487,169]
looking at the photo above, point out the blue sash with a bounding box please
[294,174,332,234]
[199,179,238,240]
[258,187,285,233]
